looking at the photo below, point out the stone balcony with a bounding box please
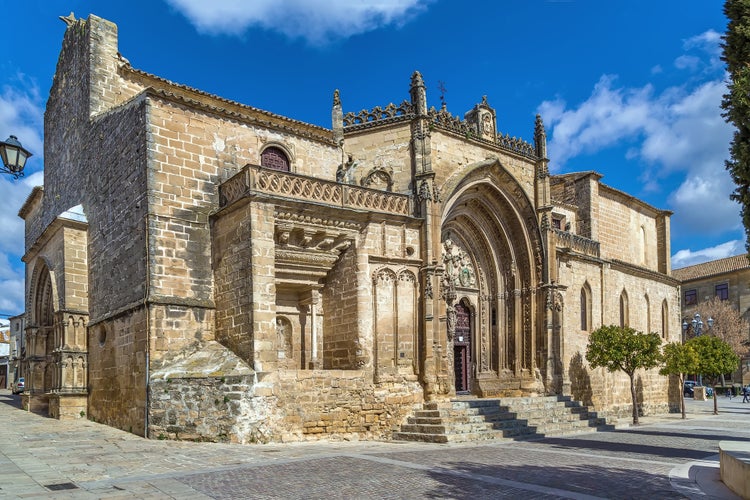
[553,229,600,259]
[219,164,412,216]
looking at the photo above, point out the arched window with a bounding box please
[640,225,647,265]
[580,283,592,332]
[260,146,290,172]
[619,290,629,328]
[644,294,651,333]
[661,299,669,339]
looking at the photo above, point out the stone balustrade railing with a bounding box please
[553,229,600,258]
[220,164,412,216]
[342,101,536,159]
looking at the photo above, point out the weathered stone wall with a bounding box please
[212,201,255,366]
[431,131,536,201]
[149,370,423,443]
[61,225,89,313]
[278,371,422,440]
[323,245,362,369]
[48,394,88,420]
[558,254,681,415]
[87,306,148,435]
[341,124,413,195]
[149,304,215,367]
[595,187,663,271]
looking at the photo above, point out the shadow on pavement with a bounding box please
[620,428,750,443]
[537,433,713,460]
[424,462,679,499]
[0,392,23,409]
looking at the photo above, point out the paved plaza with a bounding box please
[0,390,747,499]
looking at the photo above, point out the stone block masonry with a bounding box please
[149,369,423,443]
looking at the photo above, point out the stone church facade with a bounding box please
[18,14,680,443]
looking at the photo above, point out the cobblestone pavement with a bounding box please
[0,390,747,499]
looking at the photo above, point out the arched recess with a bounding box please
[661,299,669,339]
[440,159,545,394]
[26,258,58,394]
[580,282,592,332]
[260,143,293,172]
[619,290,629,328]
[372,267,419,378]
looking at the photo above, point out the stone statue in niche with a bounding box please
[446,305,456,341]
[276,317,293,355]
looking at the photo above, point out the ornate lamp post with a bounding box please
[0,135,32,178]
[683,312,713,386]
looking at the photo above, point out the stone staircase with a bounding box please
[392,396,615,443]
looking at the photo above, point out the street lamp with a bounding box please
[682,312,714,386]
[0,135,32,178]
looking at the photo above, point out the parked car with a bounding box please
[11,377,24,395]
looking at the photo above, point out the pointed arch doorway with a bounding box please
[453,301,472,393]
[439,160,547,397]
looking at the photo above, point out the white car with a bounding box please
[11,377,24,394]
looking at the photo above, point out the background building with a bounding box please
[673,254,750,384]
[8,314,25,390]
[18,14,680,443]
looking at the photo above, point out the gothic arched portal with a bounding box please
[440,161,546,396]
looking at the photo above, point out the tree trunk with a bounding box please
[630,372,639,425]
[714,386,719,415]
[679,374,686,419]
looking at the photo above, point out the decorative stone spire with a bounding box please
[332,89,343,146]
[59,11,77,26]
[410,71,427,116]
[464,95,496,142]
[534,114,547,160]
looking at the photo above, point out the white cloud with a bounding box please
[538,29,742,269]
[674,55,701,71]
[538,75,657,167]
[165,0,429,45]
[682,29,723,73]
[671,240,745,269]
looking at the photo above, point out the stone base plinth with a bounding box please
[48,393,88,420]
[21,393,50,414]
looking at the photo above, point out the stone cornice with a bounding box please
[556,251,678,287]
[368,255,423,266]
[610,259,680,286]
[87,296,215,329]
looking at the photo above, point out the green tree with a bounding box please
[660,342,699,419]
[586,325,662,425]
[688,335,740,415]
[722,0,750,253]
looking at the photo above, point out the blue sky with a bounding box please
[0,0,739,320]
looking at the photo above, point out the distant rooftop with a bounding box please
[672,254,750,282]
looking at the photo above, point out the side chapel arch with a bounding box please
[27,258,58,395]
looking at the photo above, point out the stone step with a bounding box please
[393,396,614,444]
